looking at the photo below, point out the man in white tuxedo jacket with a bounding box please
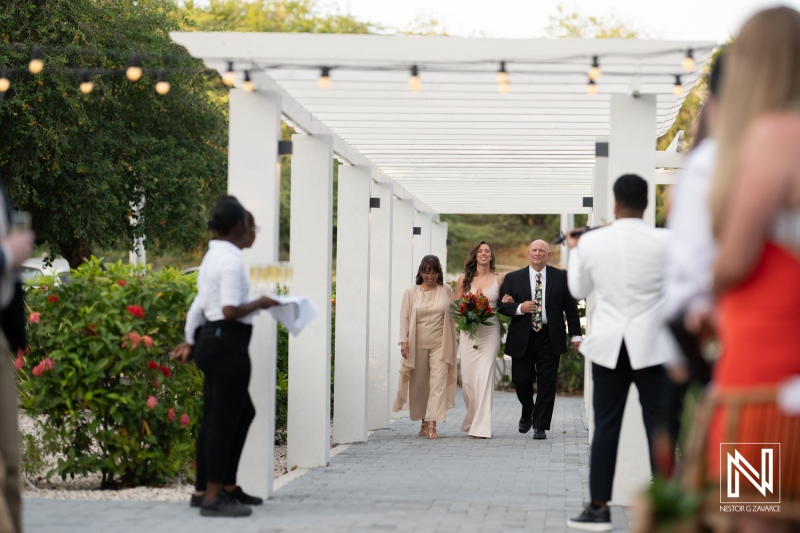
[565,174,671,532]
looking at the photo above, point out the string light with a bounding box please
[682,49,695,72]
[318,66,331,89]
[155,69,170,95]
[586,78,598,95]
[29,48,44,75]
[79,70,94,94]
[126,55,143,82]
[222,61,236,87]
[409,65,421,92]
[497,61,510,93]
[588,56,601,81]
[0,71,9,93]
[672,75,683,96]
[242,70,255,93]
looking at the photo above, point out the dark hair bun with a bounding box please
[208,195,246,236]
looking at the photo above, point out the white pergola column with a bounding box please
[228,89,281,498]
[585,137,609,421]
[430,221,448,275]
[367,183,394,431]
[605,94,657,505]
[559,214,574,269]
[412,211,432,272]
[287,134,333,469]
[389,198,414,419]
[333,165,371,444]
[608,94,657,225]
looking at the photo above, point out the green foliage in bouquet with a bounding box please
[17,258,202,488]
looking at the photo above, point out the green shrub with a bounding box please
[18,258,202,488]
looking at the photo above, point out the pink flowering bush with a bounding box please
[19,258,202,487]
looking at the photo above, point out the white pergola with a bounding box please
[171,32,714,505]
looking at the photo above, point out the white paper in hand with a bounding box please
[267,295,319,336]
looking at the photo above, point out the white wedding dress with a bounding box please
[459,278,501,438]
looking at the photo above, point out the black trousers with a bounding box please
[194,321,255,489]
[511,324,559,430]
[590,342,669,502]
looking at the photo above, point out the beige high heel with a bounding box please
[418,421,428,436]
[427,421,438,439]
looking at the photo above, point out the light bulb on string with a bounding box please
[586,78,598,95]
[79,70,94,95]
[29,48,44,75]
[0,71,9,93]
[682,49,695,73]
[155,69,170,95]
[588,56,601,81]
[497,62,510,93]
[126,55,143,82]
[317,66,331,89]
[242,70,255,93]
[222,61,236,87]
[409,65,421,92]
[672,75,683,96]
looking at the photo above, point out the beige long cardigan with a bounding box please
[391,284,458,413]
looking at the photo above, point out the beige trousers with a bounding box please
[0,333,20,533]
[409,343,449,422]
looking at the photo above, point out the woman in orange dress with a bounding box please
[707,7,800,530]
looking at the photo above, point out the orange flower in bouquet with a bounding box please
[450,292,496,349]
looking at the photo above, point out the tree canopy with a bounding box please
[0,0,228,267]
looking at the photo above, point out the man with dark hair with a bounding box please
[0,187,34,533]
[564,174,671,531]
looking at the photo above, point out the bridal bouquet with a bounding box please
[450,293,496,349]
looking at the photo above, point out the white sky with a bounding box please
[333,0,797,43]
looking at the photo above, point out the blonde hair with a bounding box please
[709,6,800,236]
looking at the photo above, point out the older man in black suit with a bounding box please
[498,239,582,439]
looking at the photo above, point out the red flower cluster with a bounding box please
[147,360,158,370]
[47,295,59,303]
[117,279,127,287]
[180,413,190,428]
[167,407,176,422]
[160,365,171,378]
[127,305,145,319]
[32,357,55,377]
[147,396,158,409]
[14,350,24,371]
[28,312,41,324]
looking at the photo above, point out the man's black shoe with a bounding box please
[199,493,253,517]
[566,504,612,531]
[190,493,203,508]
[518,417,532,433]
[533,428,546,440]
[224,486,264,506]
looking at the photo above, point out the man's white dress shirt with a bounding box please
[663,139,717,319]
[568,219,670,370]
[515,265,581,342]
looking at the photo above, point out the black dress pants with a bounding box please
[511,324,559,430]
[589,341,669,502]
[194,321,255,489]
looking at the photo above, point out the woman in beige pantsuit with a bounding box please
[392,255,457,439]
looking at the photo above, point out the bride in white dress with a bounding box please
[455,242,505,438]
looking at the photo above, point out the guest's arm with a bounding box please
[497,272,518,318]
[714,117,790,294]
[566,242,593,301]
[398,287,412,358]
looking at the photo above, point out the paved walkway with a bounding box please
[24,391,631,532]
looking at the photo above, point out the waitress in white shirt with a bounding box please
[172,197,276,517]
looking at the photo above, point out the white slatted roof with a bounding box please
[171,33,715,215]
